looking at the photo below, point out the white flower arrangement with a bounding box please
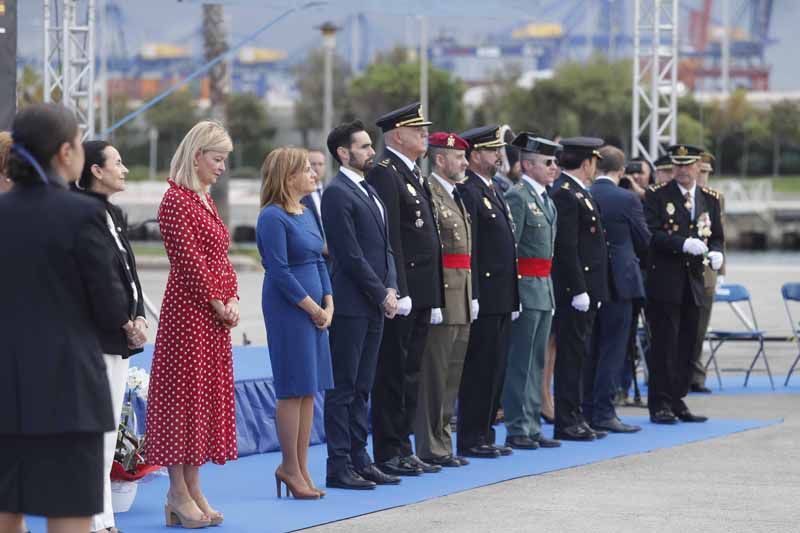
[126,366,150,400]
[697,212,712,239]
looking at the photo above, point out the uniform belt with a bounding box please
[518,257,552,277]
[442,253,471,269]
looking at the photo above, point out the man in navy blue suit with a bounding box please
[584,145,651,433]
[321,120,402,490]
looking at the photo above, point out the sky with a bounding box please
[16,0,800,91]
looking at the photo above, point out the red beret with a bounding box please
[428,132,469,151]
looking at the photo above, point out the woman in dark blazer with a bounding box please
[76,140,148,533]
[0,104,137,533]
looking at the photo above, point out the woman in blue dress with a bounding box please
[257,147,334,500]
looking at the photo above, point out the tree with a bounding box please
[677,112,708,148]
[348,47,466,140]
[145,90,198,170]
[17,65,44,108]
[226,93,276,172]
[293,49,351,147]
[767,100,800,176]
[474,57,632,149]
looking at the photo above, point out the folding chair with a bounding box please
[705,283,774,390]
[781,283,800,386]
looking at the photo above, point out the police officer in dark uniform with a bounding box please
[367,102,445,475]
[644,144,724,424]
[550,137,609,441]
[456,125,519,458]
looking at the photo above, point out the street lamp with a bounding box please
[316,21,339,178]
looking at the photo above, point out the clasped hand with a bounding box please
[682,238,708,256]
[211,299,240,329]
[122,320,147,349]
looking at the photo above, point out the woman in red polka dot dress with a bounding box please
[145,121,239,528]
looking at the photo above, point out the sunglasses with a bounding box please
[539,158,557,167]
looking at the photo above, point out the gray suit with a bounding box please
[414,174,473,460]
[502,178,556,439]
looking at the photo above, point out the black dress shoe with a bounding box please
[581,421,607,439]
[690,384,713,394]
[541,413,555,425]
[326,469,377,490]
[533,435,562,448]
[461,444,500,458]
[423,455,462,467]
[377,456,422,476]
[455,455,470,466]
[554,424,596,441]
[505,435,539,450]
[675,409,708,423]
[650,409,679,424]
[358,464,402,485]
[592,418,642,433]
[404,454,442,473]
[491,443,514,456]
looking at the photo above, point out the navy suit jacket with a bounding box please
[301,194,325,239]
[590,177,651,301]
[321,171,397,317]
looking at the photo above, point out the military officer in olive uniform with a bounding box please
[502,132,563,450]
[367,102,445,476]
[644,144,724,424]
[550,137,609,442]
[456,125,519,458]
[414,132,474,467]
[689,151,725,393]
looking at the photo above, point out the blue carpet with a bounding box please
[24,416,779,533]
[131,344,272,381]
[692,374,800,394]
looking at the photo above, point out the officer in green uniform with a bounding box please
[502,132,563,450]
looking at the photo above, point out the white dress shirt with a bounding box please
[340,166,385,221]
[386,146,416,172]
[431,172,455,197]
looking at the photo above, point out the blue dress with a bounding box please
[257,204,334,398]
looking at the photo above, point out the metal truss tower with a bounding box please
[43,0,96,139]
[631,0,678,162]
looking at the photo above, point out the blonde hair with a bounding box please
[169,121,233,192]
[259,147,308,209]
[0,131,12,177]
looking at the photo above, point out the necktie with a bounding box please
[413,165,424,187]
[684,191,693,218]
[541,191,552,216]
[452,187,465,217]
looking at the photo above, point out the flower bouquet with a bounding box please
[111,366,160,512]
[696,212,712,265]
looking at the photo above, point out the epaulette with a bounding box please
[377,158,391,168]
[701,186,720,200]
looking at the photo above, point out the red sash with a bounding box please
[442,254,471,269]
[518,257,552,277]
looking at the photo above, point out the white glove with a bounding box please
[682,238,708,256]
[430,308,443,325]
[512,304,522,321]
[396,296,413,317]
[708,251,724,271]
[470,299,479,322]
[571,292,590,312]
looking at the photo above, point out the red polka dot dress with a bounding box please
[145,179,239,466]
